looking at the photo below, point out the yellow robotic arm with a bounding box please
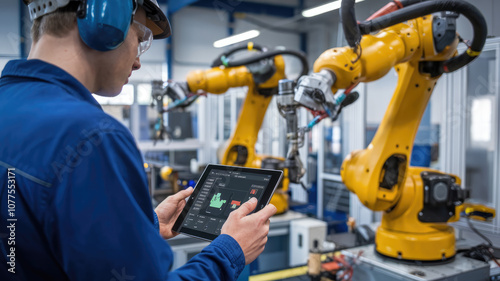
[154,45,309,214]
[294,0,491,262]
[185,54,286,168]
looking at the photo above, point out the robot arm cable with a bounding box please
[341,0,487,74]
[210,43,266,68]
[212,49,310,81]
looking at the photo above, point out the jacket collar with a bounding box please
[1,59,102,109]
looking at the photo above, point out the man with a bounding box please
[0,0,277,280]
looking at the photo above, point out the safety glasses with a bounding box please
[132,20,153,58]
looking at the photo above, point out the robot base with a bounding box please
[342,244,489,281]
[375,225,456,262]
[375,249,455,265]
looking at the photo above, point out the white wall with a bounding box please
[0,0,23,70]
[171,6,301,81]
[171,7,228,81]
[456,0,497,40]
[234,14,302,79]
[0,0,20,57]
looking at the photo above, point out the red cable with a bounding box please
[366,0,404,21]
[394,0,403,9]
[366,2,399,21]
[345,82,360,95]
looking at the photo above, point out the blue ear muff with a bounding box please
[77,0,135,51]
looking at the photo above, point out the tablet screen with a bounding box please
[172,164,283,241]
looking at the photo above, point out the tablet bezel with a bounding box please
[172,164,283,241]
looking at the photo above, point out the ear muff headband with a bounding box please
[77,0,136,51]
[27,0,170,49]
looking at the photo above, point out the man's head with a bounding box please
[26,0,170,45]
[25,0,170,96]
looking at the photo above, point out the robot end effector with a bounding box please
[151,80,195,112]
[293,70,360,124]
[150,80,198,142]
[276,70,359,184]
[276,75,359,185]
[276,80,305,184]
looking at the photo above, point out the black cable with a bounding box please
[466,216,493,247]
[212,49,310,79]
[458,243,500,266]
[210,44,265,68]
[341,0,428,48]
[399,0,427,7]
[340,0,487,74]
[300,181,310,194]
[358,0,487,73]
[341,0,361,48]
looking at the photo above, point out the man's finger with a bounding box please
[174,201,186,217]
[234,197,258,218]
[177,198,187,209]
[257,204,277,220]
[171,187,194,201]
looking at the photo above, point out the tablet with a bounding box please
[172,164,283,241]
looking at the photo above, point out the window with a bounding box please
[465,50,497,204]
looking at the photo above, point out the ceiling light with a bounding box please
[302,0,365,18]
[213,30,260,48]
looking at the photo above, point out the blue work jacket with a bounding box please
[0,59,245,280]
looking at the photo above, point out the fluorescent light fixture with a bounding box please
[302,0,365,18]
[213,30,260,48]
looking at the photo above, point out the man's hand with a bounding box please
[221,198,277,265]
[155,187,194,239]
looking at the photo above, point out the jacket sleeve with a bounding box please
[167,234,245,281]
[43,130,245,281]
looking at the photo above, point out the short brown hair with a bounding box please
[29,4,78,43]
